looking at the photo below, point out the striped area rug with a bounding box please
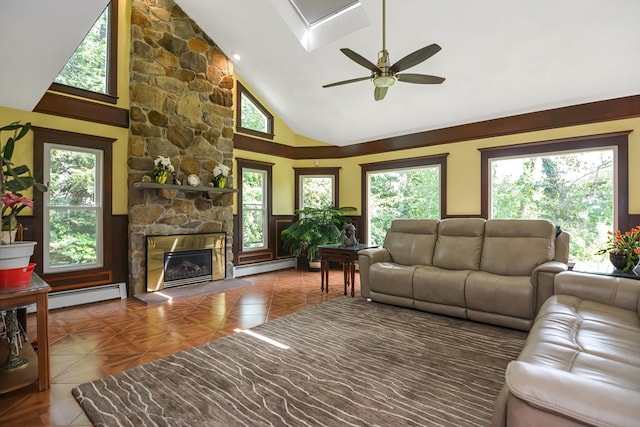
[72,297,526,426]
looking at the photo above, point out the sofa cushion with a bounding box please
[413,266,470,309]
[481,219,555,276]
[383,219,439,266]
[369,262,417,299]
[465,271,535,320]
[519,295,640,379]
[432,218,485,270]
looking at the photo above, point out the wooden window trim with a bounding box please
[48,0,118,104]
[236,81,275,140]
[32,127,116,286]
[479,131,631,228]
[236,158,274,256]
[359,154,448,240]
[294,167,341,210]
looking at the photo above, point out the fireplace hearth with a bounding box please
[146,233,226,292]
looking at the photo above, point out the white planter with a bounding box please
[0,241,37,269]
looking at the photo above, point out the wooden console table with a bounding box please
[0,274,51,393]
[318,243,375,297]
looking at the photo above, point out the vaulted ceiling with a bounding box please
[2,1,639,147]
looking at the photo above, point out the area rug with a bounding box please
[133,278,251,306]
[72,297,526,426]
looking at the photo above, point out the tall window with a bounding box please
[242,169,268,250]
[237,159,273,252]
[362,155,447,246]
[236,82,274,139]
[43,144,104,272]
[481,133,630,262]
[51,0,118,103]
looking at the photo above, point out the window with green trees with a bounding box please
[236,82,274,139]
[43,145,103,272]
[367,165,441,245]
[490,149,615,262]
[52,1,117,103]
[55,6,109,93]
[300,176,334,209]
[242,169,268,250]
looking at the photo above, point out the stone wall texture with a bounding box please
[128,0,235,296]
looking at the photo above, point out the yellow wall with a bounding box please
[233,87,640,217]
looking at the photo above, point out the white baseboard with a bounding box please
[26,282,127,313]
[233,258,295,278]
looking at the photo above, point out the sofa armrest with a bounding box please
[554,271,640,312]
[506,361,640,427]
[358,248,392,298]
[531,261,569,312]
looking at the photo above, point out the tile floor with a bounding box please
[0,268,357,426]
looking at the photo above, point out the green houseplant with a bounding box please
[280,205,356,268]
[0,121,48,247]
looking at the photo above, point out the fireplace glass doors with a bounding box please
[146,233,226,292]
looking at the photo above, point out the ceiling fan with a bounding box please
[322,0,445,101]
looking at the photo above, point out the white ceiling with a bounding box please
[1,1,638,147]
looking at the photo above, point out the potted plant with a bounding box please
[596,225,640,273]
[280,205,356,270]
[0,121,48,268]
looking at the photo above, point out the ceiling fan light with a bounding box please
[372,75,397,88]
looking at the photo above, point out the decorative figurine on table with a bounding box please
[340,222,358,247]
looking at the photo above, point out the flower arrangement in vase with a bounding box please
[152,156,174,184]
[0,121,48,247]
[596,225,640,273]
[212,164,230,188]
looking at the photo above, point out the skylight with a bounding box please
[272,0,369,52]
[289,0,360,28]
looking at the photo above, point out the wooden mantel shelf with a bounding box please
[133,182,238,194]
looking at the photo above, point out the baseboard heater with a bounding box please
[26,282,127,313]
[233,258,295,278]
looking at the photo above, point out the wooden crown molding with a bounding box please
[235,95,640,159]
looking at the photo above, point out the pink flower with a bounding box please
[1,193,33,209]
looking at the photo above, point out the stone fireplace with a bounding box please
[146,233,225,292]
[127,1,235,296]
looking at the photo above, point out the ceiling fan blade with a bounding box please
[340,48,381,73]
[322,76,371,88]
[374,86,388,101]
[390,43,442,74]
[396,73,445,84]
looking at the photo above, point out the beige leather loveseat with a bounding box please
[493,271,640,426]
[359,218,570,331]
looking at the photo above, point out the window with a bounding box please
[50,0,118,104]
[481,133,630,262]
[242,169,268,250]
[295,167,340,210]
[236,82,274,139]
[361,155,447,246]
[237,159,273,251]
[43,145,103,272]
[33,128,115,280]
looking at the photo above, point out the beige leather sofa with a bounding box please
[358,218,570,331]
[493,271,640,427]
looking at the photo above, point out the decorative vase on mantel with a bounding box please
[212,175,226,188]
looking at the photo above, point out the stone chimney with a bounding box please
[127,1,234,296]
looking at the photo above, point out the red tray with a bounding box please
[0,263,35,288]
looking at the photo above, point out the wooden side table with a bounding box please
[318,243,374,297]
[0,274,51,393]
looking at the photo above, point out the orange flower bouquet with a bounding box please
[596,225,640,273]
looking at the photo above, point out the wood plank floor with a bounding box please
[0,268,357,426]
